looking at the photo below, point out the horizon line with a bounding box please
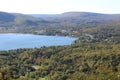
[0,10,120,15]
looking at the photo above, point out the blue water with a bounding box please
[0,34,76,50]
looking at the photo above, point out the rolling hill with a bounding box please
[0,11,120,39]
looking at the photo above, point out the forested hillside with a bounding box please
[0,11,120,38]
[0,42,120,80]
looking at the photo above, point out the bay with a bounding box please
[0,34,76,50]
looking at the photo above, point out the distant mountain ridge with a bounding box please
[0,12,15,22]
[0,11,120,38]
[30,12,120,19]
[30,14,58,18]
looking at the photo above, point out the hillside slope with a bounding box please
[0,42,120,80]
[0,11,120,39]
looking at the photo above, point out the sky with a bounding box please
[0,0,120,14]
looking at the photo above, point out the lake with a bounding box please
[0,34,76,50]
